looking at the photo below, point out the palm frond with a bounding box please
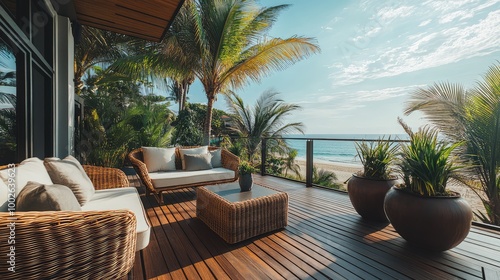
[223,37,320,89]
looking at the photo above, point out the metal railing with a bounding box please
[260,136,409,190]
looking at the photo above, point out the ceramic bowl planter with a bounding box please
[386,120,473,251]
[384,187,472,251]
[348,138,398,222]
[347,175,398,222]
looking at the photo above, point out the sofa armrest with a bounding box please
[128,149,155,192]
[83,165,129,190]
[221,149,240,179]
[0,210,137,279]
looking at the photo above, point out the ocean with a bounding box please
[284,134,408,165]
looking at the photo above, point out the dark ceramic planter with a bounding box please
[239,173,253,192]
[384,187,473,251]
[347,174,397,222]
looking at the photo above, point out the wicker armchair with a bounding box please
[128,146,239,203]
[0,165,136,280]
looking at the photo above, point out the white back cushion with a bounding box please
[142,147,176,172]
[179,146,208,170]
[0,158,53,197]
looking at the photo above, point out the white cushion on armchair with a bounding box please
[82,187,151,251]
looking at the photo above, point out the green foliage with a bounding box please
[224,138,246,159]
[397,120,463,196]
[171,107,203,146]
[313,166,342,190]
[239,161,256,175]
[0,93,16,164]
[78,76,174,167]
[123,101,174,147]
[265,155,285,176]
[188,103,230,138]
[355,138,397,180]
[404,61,500,224]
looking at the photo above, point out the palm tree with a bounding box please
[404,62,500,225]
[226,90,304,162]
[189,0,319,144]
[110,0,320,145]
[74,26,143,95]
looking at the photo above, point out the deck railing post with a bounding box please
[261,138,267,176]
[306,139,313,187]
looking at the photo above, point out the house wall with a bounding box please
[54,14,74,157]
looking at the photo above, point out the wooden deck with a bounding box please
[127,174,500,280]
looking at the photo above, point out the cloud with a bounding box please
[377,6,416,21]
[418,19,432,26]
[296,85,424,114]
[330,5,500,87]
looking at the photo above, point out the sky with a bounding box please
[180,0,500,135]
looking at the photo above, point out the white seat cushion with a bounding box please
[81,187,151,251]
[149,167,235,188]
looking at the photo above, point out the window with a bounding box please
[0,38,16,164]
[0,1,54,163]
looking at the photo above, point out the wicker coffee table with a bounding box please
[196,182,288,244]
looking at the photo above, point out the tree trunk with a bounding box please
[203,95,215,145]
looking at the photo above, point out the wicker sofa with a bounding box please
[128,146,239,204]
[0,160,148,279]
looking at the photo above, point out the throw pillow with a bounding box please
[210,148,222,168]
[179,146,208,170]
[142,147,176,172]
[0,157,53,196]
[184,153,213,171]
[16,181,81,211]
[44,158,95,206]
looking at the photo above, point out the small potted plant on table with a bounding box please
[238,161,256,192]
[384,121,472,251]
[347,138,398,222]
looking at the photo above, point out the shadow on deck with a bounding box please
[126,173,500,280]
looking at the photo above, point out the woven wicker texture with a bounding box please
[0,210,137,280]
[83,165,129,190]
[128,146,240,203]
[196,185,288,244]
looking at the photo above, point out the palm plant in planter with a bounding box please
[238,161,256,192]
[384,120,472,251]
[347,139,398,222]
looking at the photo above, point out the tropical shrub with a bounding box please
[313,166,342,190]
[404,62,500,224]
[397,120,463,196]
[355,138,398,180]
[239,161,256,175]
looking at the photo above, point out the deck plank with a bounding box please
[127,174,500,280]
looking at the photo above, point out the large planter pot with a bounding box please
[347,174,397,222]
[238,173,253,192]
[384,187,473,251]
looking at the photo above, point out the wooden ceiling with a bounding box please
[73,0,185,42]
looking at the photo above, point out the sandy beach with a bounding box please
[294,158,487,220]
